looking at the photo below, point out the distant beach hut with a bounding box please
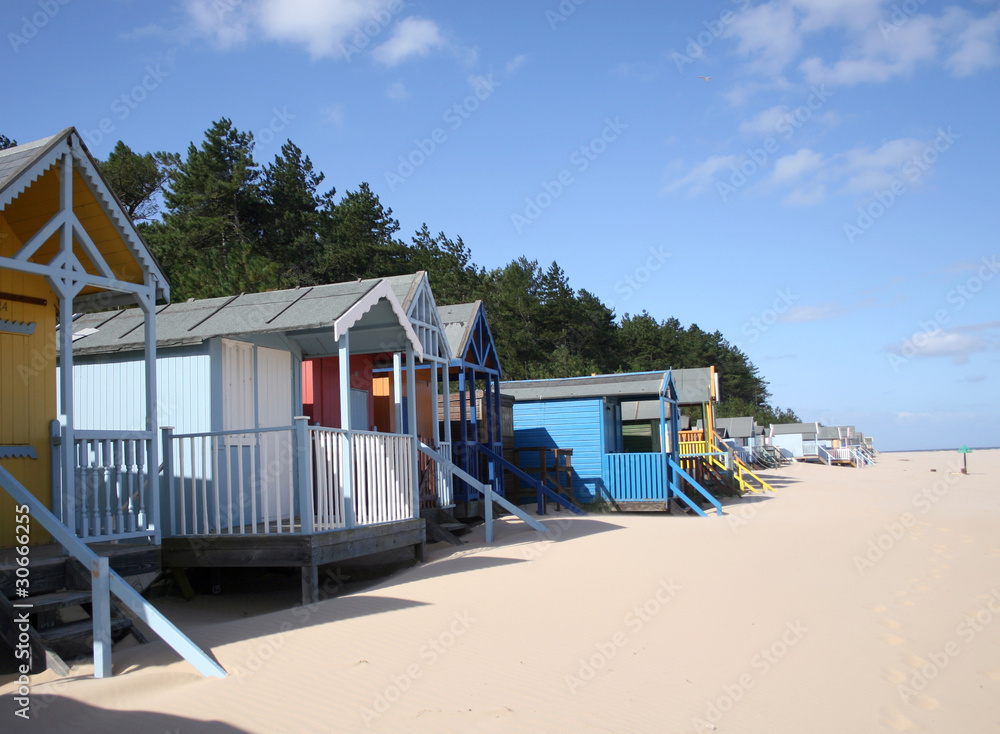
[436,300,509,516]
[501,369,725,515]
[769,422,820,459]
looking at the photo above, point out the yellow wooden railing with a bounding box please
[679,440,712,456]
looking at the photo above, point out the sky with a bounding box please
[3,0,999,451]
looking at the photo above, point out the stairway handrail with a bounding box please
[667,458,723,516]
[417,443,547,542]
[0,464,226,678]
[472,444,586,516]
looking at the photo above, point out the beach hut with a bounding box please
[437,301,508,515]
[310,272,455,510]
[501,369,724,514]
[769,422,820,459]
[69,279,431,604]
[0,129,221,677]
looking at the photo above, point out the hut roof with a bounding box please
[501,368,715,405]
[69,277,423,359]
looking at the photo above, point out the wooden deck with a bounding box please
[162,518,426,605]
[2,518,425,607]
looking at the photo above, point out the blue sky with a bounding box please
[4,0,999,451]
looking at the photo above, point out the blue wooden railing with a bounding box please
[473,444,585,516]
[602,453,667,502]
[418,443,547,543]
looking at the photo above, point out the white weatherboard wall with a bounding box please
[66,353,212,435]
[772,433,804,458]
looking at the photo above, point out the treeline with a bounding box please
[83,119,797,425]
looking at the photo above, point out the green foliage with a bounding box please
[0,134,17,150]
[99,141,178,221]
[106,118,798,419]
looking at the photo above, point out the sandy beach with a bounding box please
[4,449,999,733]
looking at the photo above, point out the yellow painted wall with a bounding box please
[1,212,57,547]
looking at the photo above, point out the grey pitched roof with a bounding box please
[437,302,479,357]
[0,130,64,196]
[501,368,715,405]
[70,277,421,358]
[715,416,756,439]
[770,422,819,437]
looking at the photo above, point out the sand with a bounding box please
[4,449,999,733]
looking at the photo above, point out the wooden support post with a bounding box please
[458,370,467,501]
[393,351,403,433]
[139,290,161,543]
[301,564,319,606]
[338,333,355,529]
[443,366,452,446]
[406,343,419,518]
[294,416,313,534]
[484,482,493,544]
[161,427,174,538]
[92,557,112,678]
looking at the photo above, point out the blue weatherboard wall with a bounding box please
[512,398,604,503]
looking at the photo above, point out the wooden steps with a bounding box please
[1,550,153,673]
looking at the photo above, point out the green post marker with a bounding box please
[957,445,972,474]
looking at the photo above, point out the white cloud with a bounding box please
[385,81,409,99]
[661,155,739,196]
[181,0,454,64]
[371,17,445,66]
[721,0,1000,87]
[946,8,1000,76]
[838,137,928,193]
[779,302,841,323]
[769,148,824,185]
[185,0,253,48]
[322,104,345,128]
[739,105,791,136]
[506,54,528,73]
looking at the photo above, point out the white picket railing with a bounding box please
[310,426,348,531]
[165,426,296,536]
[69,430,156,541]
[352,430,414,526]
[163,423,418,537]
